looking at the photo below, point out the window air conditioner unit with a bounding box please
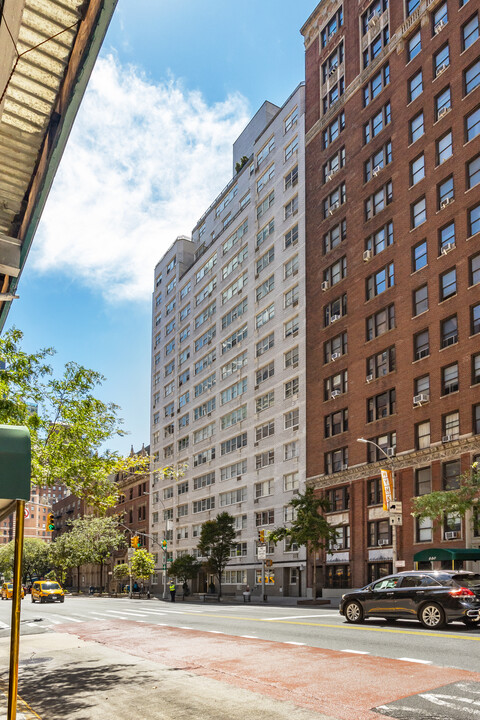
[341,463,348,471]
[378,539,389,546]
[363,249,373,262]
[331,352,340,361]
[292,299,299,307]
[445,531,458,540]
[328,65,338,77]
[330,314,341,324]
[441,242,455,255]
[254,498,259,503]
[255,246,259,252]
[372,165,381,177]
[442,434,453,443]
[329,202,339,215]
[237,475,242,481]
[434,20,445,35]
[327,168,338,182]
[292,362,299,369]
[368,14,380,29]
[413,393,429,405]
[440,197,452,209]
[331,390,341,399]
[322,280,330,291]
[366,374,374,383]
[386,447,395,457]
[254,384,259,390]
[438,106,450,119]
[437,62,447,76]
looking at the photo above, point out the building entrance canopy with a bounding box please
[414,548,480,566]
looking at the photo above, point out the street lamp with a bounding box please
[357,438,400,572]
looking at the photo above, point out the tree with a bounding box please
[0,539,51,583]
[197,512,236,599]
[411,461,480,532]
[130,548,155,583]
[68,516,125,593]
[49,530,90,590]
[113,563,130,592]
[168,554,202,586]
[0,328,148,510]
[268,487,338,598]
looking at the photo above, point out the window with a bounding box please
[365,181,393,220]
[440,267,456,300]
[284,408,299,431]
[463,13,479,50]
[324,369,348,400]
[257,190,275,221]
[221,405,247,431]
[324,256,347,286]
[325,447,348,474]
[434,44,450,77]
[467,154,480,189]
[222,272,247,305]
[194,372,216,397]
[193,422,215,444]
[284,346,299,369]
[321,7,343,47]
[470,254,480,286]
[413,284,428,315]
[472,303,480,334]
[284,315,299,338]
[325,409,348,438]
[441,314,458,347]
[323,77,345,113]
[364,102,391,144]
[256,303,275,330]
[443,411,460,440]
[472,353,480,384]
[223,219,248,255]
[368,519,392,547]
[255,420,275,441]
[323,220,346,254]
[327,485,350,512]
[465,59,480,95]
[256,361,274,386]
[221,433,247,456]
[284,224,298,249]
[407,0,420,16]
[284,285,299,308]
[415,467,431,496]
[366,263,394,299]
[409,112,424,143]
[411,197,426,228]
[323,147,345,183]
[285,107,298,133]
[284,441,299,460]
[410,154,425,185]
[438,222,455,255]
[415,373,429,398]
[365,141,392,182]
[221,378,247,405]
[416,517,433,543]
[284,472,299,491]
[220,460,247,482]
[408,70,423,102]
[324,331,348,363]
[474,404,480,434]
[222,246,248,281]
[285,165,298,190]
[443,460,460,490]
[221,298,247,330]
[257,164,275,195]
[469,203,480,236]
[192,497,215,513]
[323,182,346,218]
[414,329,429,360]
[256,332,274,358]
[284,137,298,162]
[438,175,454,208]
[363,63,390,106]
[363,26,390,69]
[436,131,453,165]
[256,247,275,275]
[324,294,347,326]
[366,346,396,379]
[195,349,216,376]
[367,388,396,422]
[195,326,216,352]
[416,421,431,450]
[323,111,346,149]
[284,255,299,280]
[323,41,344,80]
[407,30,421,61]
[466,106,480,142]
[433,2,448,32]
[256,275,274,302]
[284,377,299,399]
[255,390,274,413]
[366,304,395,340]
[435,86,451,121]
[367,478,382,505]
[255,479,274,498]
[257,137,275,168]
[442,363,459,395]
[221,325,247,356]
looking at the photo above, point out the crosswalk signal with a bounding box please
[131,536,139,549]
[46,513,55,532]
[258,529,265,543]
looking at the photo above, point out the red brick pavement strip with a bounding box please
[59,621,480,720]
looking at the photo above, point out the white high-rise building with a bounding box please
[150,84,307,597]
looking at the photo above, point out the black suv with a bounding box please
[339,570,480,629]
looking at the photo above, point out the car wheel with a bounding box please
[39,597,44,604]
[60,597,65,603]
[419,603,446,629]
[31,596,35,603]
[344,600,364,624]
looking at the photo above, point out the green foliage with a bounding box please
[130,548,155,580]
[411,463,480,530]
[197,512,236,598]
[0,538,51,583]
[113,563,130,581]
[168,554,202,583]
[0,328,148,510]
[235,155,249,173]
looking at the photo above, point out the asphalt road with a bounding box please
[1,594,479,672]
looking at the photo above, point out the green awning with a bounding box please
[414,548,480,562]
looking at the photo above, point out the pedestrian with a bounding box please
[182,581,190,600]
[169,580,176,602]
[243,584,251,603]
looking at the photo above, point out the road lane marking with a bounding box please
[284,641,305,645]
[0,621,9,629]
[209,630,223,634]
[104,610,148,617]
[179,626,193,630]
[264,614,328,621]
[398,657,433,664]
[340,649,370,654]
[55,615,82,623]
[240,635,258,639]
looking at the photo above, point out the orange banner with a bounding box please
[380,468,393,511]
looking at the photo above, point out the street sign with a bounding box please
[257,545,267,559]
[24,507,29,519]
[395,560,406,567]
[389,501,403,513]
[389,514,403,526]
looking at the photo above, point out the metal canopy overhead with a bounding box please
[414,548,480,562]
[0,0,118,329]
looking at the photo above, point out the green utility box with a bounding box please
[0,425,30,501]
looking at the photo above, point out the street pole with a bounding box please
[8,499,25,720]
[357,438,399,573]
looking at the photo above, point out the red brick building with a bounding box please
[301,0,480,593]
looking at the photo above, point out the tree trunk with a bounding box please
[77,565,81,594]
[217,572,222,601]
[99,561,103,594]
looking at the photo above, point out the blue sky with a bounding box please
[6,0,316,456]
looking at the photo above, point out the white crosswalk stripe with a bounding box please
[0,621,9,630]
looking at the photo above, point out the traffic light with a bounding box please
[131,536,139,549]
[46,513,55,532]
[162,539,167,550]
[258,529,265,543]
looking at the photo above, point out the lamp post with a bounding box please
[357,438,400,572]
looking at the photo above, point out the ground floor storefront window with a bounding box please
[367,562,391,584]
[326,565,351,588]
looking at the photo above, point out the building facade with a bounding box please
[1,484,69,546]
[150,85,308,597]
[301,0,480,593]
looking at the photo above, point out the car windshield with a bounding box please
[42,582,60,590]
[452,574,480,588]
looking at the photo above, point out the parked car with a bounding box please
[1,582,25,600]
[31,581,64,603]
[340,570,480,629]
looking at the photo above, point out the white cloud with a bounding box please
[33,54,250,303]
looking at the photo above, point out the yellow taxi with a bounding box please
[1,582,25,600]
[31,580,64,603]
